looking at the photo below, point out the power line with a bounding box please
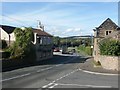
[2,14,25,26]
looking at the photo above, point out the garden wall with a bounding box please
[94,55,120,71]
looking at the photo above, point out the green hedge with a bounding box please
[77,45,92,56]
[99,39,120,56]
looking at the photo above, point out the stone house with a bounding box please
[93,18,120,70]
[0,22,53,61]
[32,21,53,61]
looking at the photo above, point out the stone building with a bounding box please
[93,18,120,59]
[93,18,120,70]
[32,21,53,61]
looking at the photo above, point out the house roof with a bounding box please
[0,25,16,34]
[0,25,53,37]
[32,28,53,37]
[96,18,119,30]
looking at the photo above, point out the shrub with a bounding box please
[2,40,7,49]
[77,45,92,56]
[2,51,10,59]
[85,46,92,55]
[99,39,120,56]
[8,27,34,59]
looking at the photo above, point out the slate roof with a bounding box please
[96,18,119,30]
[32,28,53,37]
[0,25,52,37]
[0,25,15,34]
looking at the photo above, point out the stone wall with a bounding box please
[94,55,120,71]
[36,50,53,61]
[35,44,53,61]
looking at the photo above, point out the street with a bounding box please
[2,52,118,89]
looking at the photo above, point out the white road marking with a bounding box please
[1,73,31,82]
[55,64,62,67]
[42,69,79,88]
[56,83,112,88]
[79,68,119,76]
[49,83,58,88]
[42,83,54,88]
[2,55,78,82]
[36,67,53,72]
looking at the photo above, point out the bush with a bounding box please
[77,45,92,56]
[2,51,10,59]
[10,27,34,58]
[2,40,7,49]
[85,46,92,55]
[99,39,120,56]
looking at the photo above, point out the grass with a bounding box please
[93,60,101,67]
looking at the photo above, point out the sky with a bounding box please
[1,2,118,37]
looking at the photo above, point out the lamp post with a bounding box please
[91,34,93,56]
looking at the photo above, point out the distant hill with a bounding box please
[61,35,94,39]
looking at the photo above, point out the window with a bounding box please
[109,31,111,33]
[37,37,40,44]
[106,31,109,35]
[105,30,112,36]
[40,38,42,45]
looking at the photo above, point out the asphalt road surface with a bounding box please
[1,52,118,89]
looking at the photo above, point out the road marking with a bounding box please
[42,69,79,88]
[55,64,62,67]
[36,67,53,72]
[1,73,31,82]
[56,83,112,88]
[2,55,78,82]
[49,83,58,88]
[79,68,119,76]
[42,83,54,88]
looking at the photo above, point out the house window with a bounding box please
[40,38,43,45]
[105,30,112,36]
[109,31,111,34]
[37,37,40,44]
[106,31,109,35]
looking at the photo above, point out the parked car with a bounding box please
[54,48,60,52]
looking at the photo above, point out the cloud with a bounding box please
[1,2,117,37]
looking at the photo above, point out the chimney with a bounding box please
[37,20,41,29]
[37,20,44,31]
[42,25,44,32]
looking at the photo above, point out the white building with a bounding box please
[0,25,16,46]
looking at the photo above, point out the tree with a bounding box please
[53,36,60,47]
[9,27,34,58]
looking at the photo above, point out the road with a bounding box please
[1,52,118,89]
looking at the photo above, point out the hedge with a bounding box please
[77,45,92,56]
[99,39,120,56]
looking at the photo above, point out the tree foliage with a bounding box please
[99,39,120,56]
[9,27,34,58]
[77,45,92,56]
[53,36,92,47]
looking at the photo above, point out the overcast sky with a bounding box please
[1,2,118,37]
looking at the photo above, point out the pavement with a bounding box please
[78,56,118,75]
